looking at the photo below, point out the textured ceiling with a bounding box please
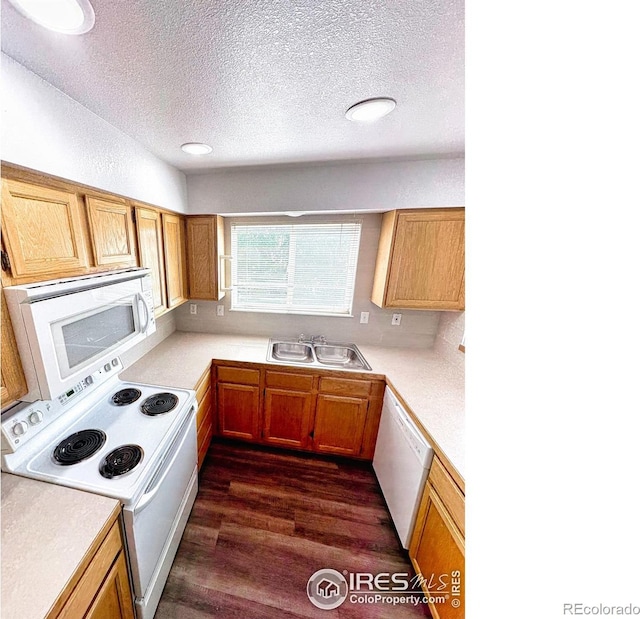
[0,0,464,172]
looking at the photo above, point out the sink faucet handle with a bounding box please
[298,333,306,342]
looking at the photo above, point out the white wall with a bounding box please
[186,157,464,215]
[0,54,188,212]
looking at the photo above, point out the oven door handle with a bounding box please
[134,406,195,516]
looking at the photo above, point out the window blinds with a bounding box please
[230,221,362,315]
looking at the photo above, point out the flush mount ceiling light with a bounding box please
[181,142,213,155]
[345,98,397,122]
[7,0,95,34]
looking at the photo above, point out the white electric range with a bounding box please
[1,357,197,619]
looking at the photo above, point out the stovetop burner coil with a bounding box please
[53,429,107,465]
[141,392,179,416]
[99,445,144,478]
[111,388,142,406]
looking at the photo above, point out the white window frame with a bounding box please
[229,219,362,317]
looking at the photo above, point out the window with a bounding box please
[230,221,362,316]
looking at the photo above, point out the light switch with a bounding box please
[391,313,402,326]
[360,312,369,324]
[217,305,224,317]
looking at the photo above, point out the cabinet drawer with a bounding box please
[217,366,260,385]
[429,456,465,535]
[265,371,314,391]
[196,387,212,431]
[319,377,371,397]
[195,368,211,403]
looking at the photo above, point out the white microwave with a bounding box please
[4,268,156,402]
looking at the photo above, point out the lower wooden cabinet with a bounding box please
[212,362,384,460]
[195,367,214,469]
[409,456,465,619]
[313,394,368,456]
[54,516,134,619]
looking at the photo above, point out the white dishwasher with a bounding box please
[373,386,434,549]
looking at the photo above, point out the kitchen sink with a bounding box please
[267,339,371,371]
[313,344,371,370]
[270,341,315,363]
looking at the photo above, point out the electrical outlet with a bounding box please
[391,313,402,326]
[360,312,369,324]
[216,305,224,317]
[190,303,197,315]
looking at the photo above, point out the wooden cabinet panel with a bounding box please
[265,370,314,391]
[217,382,261,441]
[162,213,188,308]
[1,286,28,407]
[319,376,371,397]
[1,178,89,279]
[56,520,134,619]
[186,215,226,300]
[135,205,167,316]
[195,369,214,469]
[263,388,314,449]
[429,456,465,535]
[371,208,465,310]
[410,486,464,619]
[217,366,260,385]
[85,196,137,268]
[312,394,368,456]
[85,552,134,619]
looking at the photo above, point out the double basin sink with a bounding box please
[267,338,372,371]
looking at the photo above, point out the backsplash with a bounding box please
[433,311,465,370]
[176,213,441,349]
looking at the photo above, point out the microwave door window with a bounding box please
[61,304,136,370]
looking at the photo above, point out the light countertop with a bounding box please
[1,473,120,619]
[121,331,464,483]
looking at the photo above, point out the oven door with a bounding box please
[124,406,197,607]
[22,278,151,399]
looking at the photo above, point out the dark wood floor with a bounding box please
[155,440,430,618]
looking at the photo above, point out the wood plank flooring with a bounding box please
[155,440,430,618]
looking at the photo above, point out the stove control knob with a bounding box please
[12,421,29,437]
[28,411,44,425]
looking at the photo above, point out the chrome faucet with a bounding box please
[298,334,326,344]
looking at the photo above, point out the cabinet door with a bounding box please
[372,208,465,310]
[186,215,225,300]
[217,383,261,441]
[135,206,167,315]
[410,485,465,619]
[85,196,138,267]
[1,178,89,278]
[85,551,135,619]
[263,388,314,449]
[1,287,28,407]
[162,213,188,308]
[312,394,368,456]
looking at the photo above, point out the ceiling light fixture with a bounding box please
[181,143,213,155]
[7,0,95,34]
[345,98,397,122]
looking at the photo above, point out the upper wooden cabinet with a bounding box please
[1,178,90,280]
[162,213,188,308]
[85,196,138,268]
[134,205,168,316]
[1,285,28,408]
[186,215,226,300]
[371,208,465,311]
